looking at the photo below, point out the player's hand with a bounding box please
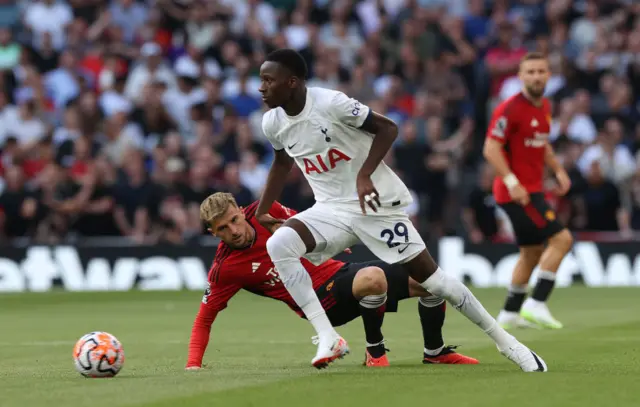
[343,248,352,254]
[469,229,484,244]
[509,184,530,206]
[554,170,572,196]
[356,173,381,214]
[257,213,285,234]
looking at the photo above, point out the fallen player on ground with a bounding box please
[185,193,479,369]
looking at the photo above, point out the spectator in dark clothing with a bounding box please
[219,162,253,207]
[463,163,501,243]
[113,149,155,243]
[181,160,217,235]
[0,166,42,239]
[581,161,629,232]
[393,120,429,192]
[73,156,119,237]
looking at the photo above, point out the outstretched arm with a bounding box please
[186,275,241,369]
[256,149,294,228]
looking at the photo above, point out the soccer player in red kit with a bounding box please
[483,52,574,330]
[185,192,478,369]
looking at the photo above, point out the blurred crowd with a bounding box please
[0,0,639,245]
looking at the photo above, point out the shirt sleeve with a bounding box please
[486,103,513,144]
[261,112,285,151]
[268,201,297,219]
[329,91,371,129]
[186,261,242,368]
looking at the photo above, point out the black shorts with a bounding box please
[499,193,565,246]
[315,261,410,327]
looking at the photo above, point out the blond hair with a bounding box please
[200,192,238,226]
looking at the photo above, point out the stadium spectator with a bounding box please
[0,0,639,245]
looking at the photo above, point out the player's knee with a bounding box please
[354,267,388,297]
[549,229,573,253]
[266,226,306,261]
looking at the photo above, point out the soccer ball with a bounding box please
[73,331,125,378]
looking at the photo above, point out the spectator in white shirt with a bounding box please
[24,0,73,50]
[5,88,46,149]
[239,150,268,198]
[125,43,176,105]
[100,74,132,118]
[578,118,636,184]
[163,58,203,141]
[549,96,597,145]
[0,91,19,146]
[102,109,144,167]
[221,0,277,38]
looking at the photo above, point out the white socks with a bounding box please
[420,268,515,349]
[266,227,337,340]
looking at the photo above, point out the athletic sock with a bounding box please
[269,227,338,341]
[503,284,527,313]
[420,268,516,349]
[418,296,445,354]
[359,293,387,356]
[531,270,556,303]
[274,260,336,339]
[366,341,387,358]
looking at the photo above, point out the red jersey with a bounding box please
[186,201,344,367]
[487,93,552,204]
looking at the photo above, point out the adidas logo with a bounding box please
[252,262,260,273]
[531,119,538,127]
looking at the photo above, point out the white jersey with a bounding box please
[262,87,412,209]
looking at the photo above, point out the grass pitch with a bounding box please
[1,287,639,407]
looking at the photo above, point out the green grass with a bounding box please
[1,288,639,407]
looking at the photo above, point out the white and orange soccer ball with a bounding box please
[73,332,125,378]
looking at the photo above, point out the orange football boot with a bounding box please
[423,345,479,364]
[363,349,390,367]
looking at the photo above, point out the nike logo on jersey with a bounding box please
[321,127,331,142]
[287,142,298,150]
[398,244,409,254]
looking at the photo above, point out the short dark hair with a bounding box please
[265,49,308,79]
[520,52,547,64]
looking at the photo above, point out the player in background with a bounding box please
[483,52,573,330]
[185,193,479,369]
[255,48,546,372]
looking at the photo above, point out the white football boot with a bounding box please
[311,335,350,369]
[520,299,563,329]
[497,310,539,330]
[498,341,548,372]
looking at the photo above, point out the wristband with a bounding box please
[503,173,520,189]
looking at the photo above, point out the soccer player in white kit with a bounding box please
[255,49,547,372]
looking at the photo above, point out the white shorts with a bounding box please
[292,202,426,266]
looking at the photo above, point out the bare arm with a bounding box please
[545,143,571,195]
[358,112,399,177]
[483,138,513,178]
[617,208,631,232]
[113,207,133,235]
[256,149,294,217]
[84,197,114,214]
[544,144,563,173]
